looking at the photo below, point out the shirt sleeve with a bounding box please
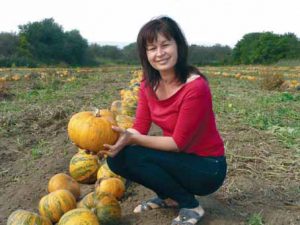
[132,82,152,135]
[172,82,211,151]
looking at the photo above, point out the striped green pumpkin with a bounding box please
[76,192,95,209]
[94,192,121,225]
[77,192,121,224]
[39,189,76,223]
[69,151,100,184]
[7,209,52,225]
[58,208,99,225]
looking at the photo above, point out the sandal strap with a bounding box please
[179,208,202,221]
[171,208,204,225]
[139,197,167,211]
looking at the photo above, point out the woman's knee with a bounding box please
[106,156,123,175]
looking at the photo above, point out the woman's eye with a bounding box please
[147,47,156,51]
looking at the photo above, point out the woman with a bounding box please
[101,16,227,225]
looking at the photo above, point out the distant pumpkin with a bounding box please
[116,114,134,129]
[110,100,123,118]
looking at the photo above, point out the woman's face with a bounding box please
[146,33,178,73]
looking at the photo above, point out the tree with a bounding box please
[0,32,18,57]
[188,44,232,65]
[122,43,139,64]
[18,18,65,63]
[232,32,300,64]
[63,30,88,65]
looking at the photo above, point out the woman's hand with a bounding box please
[99,126,133,158]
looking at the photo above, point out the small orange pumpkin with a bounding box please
[95,177,125,200]
[48,173,81,200]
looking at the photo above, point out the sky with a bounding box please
[1,0,300,48]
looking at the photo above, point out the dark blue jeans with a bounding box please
[107,145,227,208]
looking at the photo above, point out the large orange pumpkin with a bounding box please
[48,173,81,200]
[69,151,100,184]
[58,208,99,225]
[39,189,76,223]
[95,177,125,200]
[67,110,118,154]
[7,209,52,225]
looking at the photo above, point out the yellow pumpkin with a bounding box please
[69,151,100,184]
[58,208,99,225]
[39,189,76,223]
[77,192,121,224]
[93,192,121,225]
[76,192,95,209]
[99,109,116,124]
[48,173,81,200]
[115,114,134,129]
[67,110,118,154]
[97,161,126,184]
[7,209,52,225]
[110,100,122,118]
[95,177,125,200]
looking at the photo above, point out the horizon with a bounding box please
[1,0,299,49]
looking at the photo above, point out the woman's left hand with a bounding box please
[99,126,133,158]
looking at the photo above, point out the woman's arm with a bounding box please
[129,133,179,152]
[126,128,141,135]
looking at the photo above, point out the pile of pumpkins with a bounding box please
[7,70,142,225]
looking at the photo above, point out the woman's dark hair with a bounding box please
[137,16,205,89]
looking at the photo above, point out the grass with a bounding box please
[210,76,300,150]
[247,213,264,225]
[31,139,50,159]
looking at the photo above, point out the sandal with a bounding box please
[171,207,204,225]
[133,197,178,213]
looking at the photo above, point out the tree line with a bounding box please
[0,18,300,67]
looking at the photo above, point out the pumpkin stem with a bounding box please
[92,107,101,117]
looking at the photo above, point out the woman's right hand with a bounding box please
[98,126,133,158]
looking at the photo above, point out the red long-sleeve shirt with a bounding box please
[132,76,224,157]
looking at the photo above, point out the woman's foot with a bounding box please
[133,197,179,213]
[171,205,204,225]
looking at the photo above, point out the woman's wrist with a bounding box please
[126,130,135,145]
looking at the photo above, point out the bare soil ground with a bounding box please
[0,69,299,225]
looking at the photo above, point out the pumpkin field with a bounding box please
[0,66,299,225]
